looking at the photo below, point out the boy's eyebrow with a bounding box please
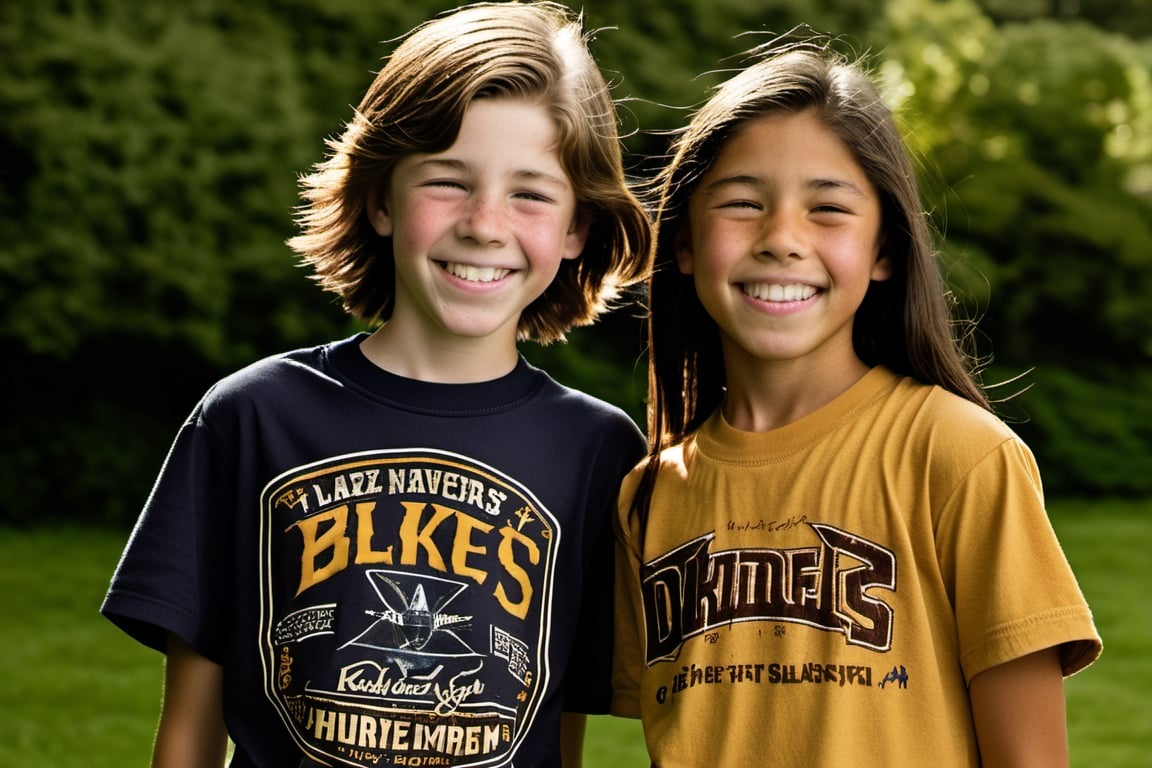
[410,157,571,189]
[702,174,869,197]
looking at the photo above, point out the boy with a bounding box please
[101,3,651,766]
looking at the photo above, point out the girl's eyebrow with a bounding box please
[810,177,869,197]
[702,174,869,198]
[411,157,571,189]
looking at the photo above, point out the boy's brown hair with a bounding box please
[288,1,650,344]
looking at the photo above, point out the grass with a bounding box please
[0,527,162,767]
[1052,499,1152,767]
[0,498,1146,767]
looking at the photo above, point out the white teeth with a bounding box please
[442,262,510,283]
[742,282,817,302]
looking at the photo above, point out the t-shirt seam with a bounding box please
[961,604,1095,672]
[696,376,898,466]
[323,337,550,417]
[935,434,1020,518]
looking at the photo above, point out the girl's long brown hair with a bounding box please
[631,41,990,526]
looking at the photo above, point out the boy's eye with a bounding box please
[514,190,556,204]
[717,199,761,210]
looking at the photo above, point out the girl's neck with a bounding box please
[720,346,872,433]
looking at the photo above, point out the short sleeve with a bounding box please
[100,402,233,661]
[935,437,1101,682]
[610,465,647,718]
[562,412,647,714]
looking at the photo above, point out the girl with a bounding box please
[612,43,1100,766]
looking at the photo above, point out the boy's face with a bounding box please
[368,98,587,355]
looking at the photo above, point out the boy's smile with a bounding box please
[366,98,588,379]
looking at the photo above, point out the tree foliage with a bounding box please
[882,2,1152,367]
[2,0,1151,526]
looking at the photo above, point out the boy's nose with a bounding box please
[458,194,509,245]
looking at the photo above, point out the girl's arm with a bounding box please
[560,712,587,768]
[152,633,228,768]
[969,647,1069,767]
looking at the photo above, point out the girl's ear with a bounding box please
[562,210,592,261]
[674,226,695,275]
[871,253,895,282]
[366,189,393,237]
[870,233,893,281]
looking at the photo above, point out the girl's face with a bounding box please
[677,108,891,375]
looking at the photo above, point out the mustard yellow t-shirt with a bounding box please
[613,366,1100,767]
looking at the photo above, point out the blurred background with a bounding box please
[2,1,1150,765]
[2,0,1151,526]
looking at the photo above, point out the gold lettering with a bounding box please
[398,501,454,571]
[452,514,493,584]
[494,524,538,619]
[354,501,393,564]
[294,507,350,595]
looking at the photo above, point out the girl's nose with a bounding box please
[457,194,509,245]
[755,210,805,261]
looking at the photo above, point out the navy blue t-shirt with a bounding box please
[102,334,645,767]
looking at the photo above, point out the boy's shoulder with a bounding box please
[527,366,645,440]
[196,338,341,414]
[220,342,328,384]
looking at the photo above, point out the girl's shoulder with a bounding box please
[902,377,1014,438]
[887,375,1032,469]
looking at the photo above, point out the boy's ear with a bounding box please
[674,226,695,275]
[366,190,393,237]
[562,210,592,260]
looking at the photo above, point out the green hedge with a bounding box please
[1005,366,1152,497]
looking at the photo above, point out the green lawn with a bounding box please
[1053,499,1152,767]
[1,498,1146,767]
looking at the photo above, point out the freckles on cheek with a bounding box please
[519,223,569,260]
[397,213,440,252]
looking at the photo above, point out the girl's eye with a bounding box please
[811,203,850,215]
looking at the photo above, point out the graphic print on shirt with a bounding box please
[259,449,557,767]
[640,523,896,666]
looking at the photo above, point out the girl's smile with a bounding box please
[740,282,819,303]
[739,280,821,317]
[678,107,891,376]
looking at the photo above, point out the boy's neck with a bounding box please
[359,324,520,384]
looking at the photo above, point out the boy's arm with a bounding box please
[152,633,228,768]
[968,647,1069,767]
[560,712,587,768]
